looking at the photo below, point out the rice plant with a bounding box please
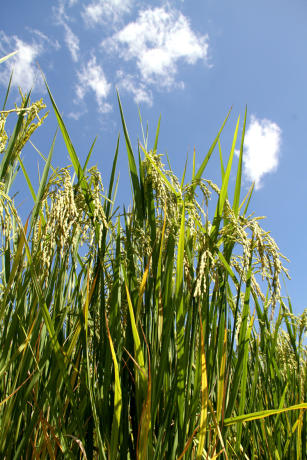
[0,55,306,459]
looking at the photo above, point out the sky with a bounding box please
[1,0,307,315]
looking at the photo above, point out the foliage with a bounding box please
[0,54,306,459]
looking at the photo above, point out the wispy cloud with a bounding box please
[26,28,61,50]
[53,2,80,62]
[82,0,133,27]
[241,115,282,189]
[63,24,79,62]
[0,31,45,91]
[116,70,153,106]
[67,109,87,121]
[76,56,112,113]
[103,6,209,88]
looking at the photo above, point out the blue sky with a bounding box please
[1,0,307,314]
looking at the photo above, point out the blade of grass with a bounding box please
[225,250,253,420]
[176,204,186,444]
[30,131,55,227]
[0,92,31,182]
[218,115,240,217]
[180,153,188,189]
[117,91,142,219]
[44,78,83,182]
[82,137,97,173]
[2,71,13,110]
[105,312,122,460]
[233,107,247,215]
[223,404,307,427]
[137,332,152,460]
[235,312,255,450]
[218,138,225,181]
[192,107,232,192]
[153,115,161,154]
[0,51,18,64]
[123,268,147,414]
[216,327,227,425]
[196,302,208,460]
[105,135,120,221]
[44,77,101,243]
[240,182,255,217]
[83,272,106,459]
[29,140,57,175]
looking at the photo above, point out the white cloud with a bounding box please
[116,70,153,106]
[103,6,209,88]
[76,56,112,113]
[242,115,282,189]
[53,3,80,62]
[0,32,44,91]
[82,0,133,27]
[68,109,87,121]
[63,23,79,62]
[27,28,61,50]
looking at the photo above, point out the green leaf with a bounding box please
[0,92,31,182]
[0,51,18,65]
[192,107,232,192]
[82,137,97,173]
[44,78,83,182]
[235,313,255,449]
[197,305,208,459]
[240,182,254,216]
[223,403,307,427]
[123,266,147,418]
[176,204,186,438]
[180,153,188,189]
[218,138,225,181]
[2,71,13,110]
[117,91,142,219]
[233,106,247,215]
[153,115,161,154]
[218,114,240,216]
[30,132,56,227]
[106,312,122,460]
[105,135,120,221]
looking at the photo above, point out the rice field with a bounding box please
[0,54,306,458]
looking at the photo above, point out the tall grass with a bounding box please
[0,59,306,458]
